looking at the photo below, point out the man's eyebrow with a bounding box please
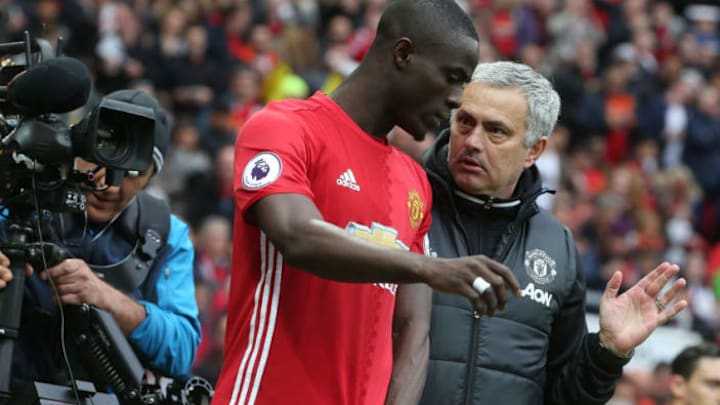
[482,119,512,130]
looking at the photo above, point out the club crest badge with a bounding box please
[407,190,425,229]
[524,249,557,285]
[242,152,282,190]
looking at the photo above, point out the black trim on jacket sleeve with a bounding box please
[587,332,633,372]
[544,246,625,405]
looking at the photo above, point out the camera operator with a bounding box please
[0,90,201,391]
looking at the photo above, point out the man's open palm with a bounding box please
[598,263,687,356]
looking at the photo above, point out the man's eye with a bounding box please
[448,73,464,84]
[458,117,473,129]
[487,126,506,135]
[485,127,509,141]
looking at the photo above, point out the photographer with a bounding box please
[0,90,201,390]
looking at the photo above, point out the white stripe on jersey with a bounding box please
[230,233,283,405]
[248,252,283,404]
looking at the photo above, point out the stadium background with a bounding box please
[1,0,718,403]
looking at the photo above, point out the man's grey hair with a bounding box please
[458,61,561,148]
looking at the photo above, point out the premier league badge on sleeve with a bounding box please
[242,152,283,190]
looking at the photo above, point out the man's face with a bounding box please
[447,82,546,198]
[75,158,153,223]
[672,358,720,405]
[394,37,478,140]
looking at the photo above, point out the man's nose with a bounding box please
[463,128,484,152]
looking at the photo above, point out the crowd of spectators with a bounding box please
[1,0,719,403]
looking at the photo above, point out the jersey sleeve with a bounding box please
[234,107,315,221]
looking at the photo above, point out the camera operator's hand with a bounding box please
[0,251,11,289]
[43,258,110,307]
[423,255,522,317]
[43,258,148,334]
[0,250,33,290]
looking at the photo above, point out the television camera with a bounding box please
[0,34,212,405]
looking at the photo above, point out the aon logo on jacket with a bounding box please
[521,283,553,307]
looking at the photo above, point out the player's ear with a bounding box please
[393,38,414,70]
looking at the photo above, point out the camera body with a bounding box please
[0,63,156,213]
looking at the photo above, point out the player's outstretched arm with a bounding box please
[249,193,521,315]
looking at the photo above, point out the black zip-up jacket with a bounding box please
[419,130,630,405]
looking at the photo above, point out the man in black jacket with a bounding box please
[419,61,688,405]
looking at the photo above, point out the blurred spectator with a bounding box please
[200,99,237,157]
[168,24,227,117]
[669,343,720,405]
[685,5,720,58]
[224,3,254,61]
[646,362,673,405]
[551,39,599,134]
[192,312,227,387]
[609,375,641,405]
[155,119,212,213]
[650,2,684,63]
[536,124,570,210]
[684,86,720,242]
[157,6,187,60]
[577,60,638,163]
[194,215,232,289]
[683,251,719,340]
[226,65,264,129]
[638,69,703,168]
[487,0,520,58]
[30,0,69,50]
[548,0,605,66]
[183,144,235,230]
[95,2,156,93]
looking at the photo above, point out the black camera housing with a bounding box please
[72,98,155,174]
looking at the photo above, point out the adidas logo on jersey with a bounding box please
[336,169,360,191]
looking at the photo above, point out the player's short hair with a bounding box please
[375,0,478,51]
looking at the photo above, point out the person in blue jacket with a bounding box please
[0,89,201,390]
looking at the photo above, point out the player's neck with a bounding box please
[330,73,394,140]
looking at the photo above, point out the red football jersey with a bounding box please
[213,92,432,405]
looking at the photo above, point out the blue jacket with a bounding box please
[11,209,200,383]
[128,214,201,376]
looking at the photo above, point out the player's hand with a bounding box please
[0,250,33,290]
[43,258,110,307]
[425,255,521,316]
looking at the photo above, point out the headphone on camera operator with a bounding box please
[0,89,204,403]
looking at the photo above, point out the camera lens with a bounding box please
[95,124,128,162]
